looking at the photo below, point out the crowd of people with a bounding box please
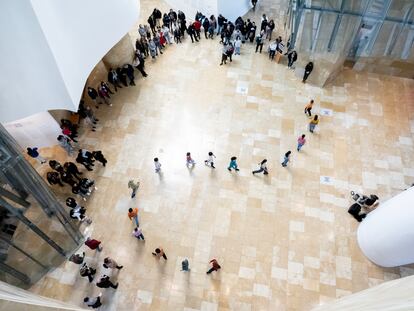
[23,2,328,309]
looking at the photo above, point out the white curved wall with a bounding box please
[0,0,139,123]
[217,0,251,23]
[357,187,414,267]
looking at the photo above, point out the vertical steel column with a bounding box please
[0,262,30,285]
[385,3,414,56]
[327,0,345,51]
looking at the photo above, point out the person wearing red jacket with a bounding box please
[193,20,201,40]
[85,237,103,252]
[206,259,221,274]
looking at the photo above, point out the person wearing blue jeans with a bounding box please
[228,156,240,171]
[281,151,291,167]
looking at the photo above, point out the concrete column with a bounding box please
[102,33,135,69]
[357,187,414,267]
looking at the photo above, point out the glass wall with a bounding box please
[0,124,83,288]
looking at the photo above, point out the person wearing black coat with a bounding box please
[116,68,128,87]
[64,162,83,180]
[287,50,298,68]
[303,61,314,83]
[107,69,122,91]
[76,150,94,171]
[49,160,64,173]
[187,24,197,43]
[217,14,226,35]
[133,54,148,77]
[92,151,107,167]
[123,64,135,86]
[153,8,162,26]
[47,172,64,187]
[87,87,100,108]
[147,15,156,34]
[96,275,118,289]
[60,172,77,187]
[162,13,170,28]
[202,18,210,39]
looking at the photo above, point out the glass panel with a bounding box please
[387,0,413,20]
[315,12,338,52]
[332,15,361,52]
[371,21,395,56]
[344,0,369,14]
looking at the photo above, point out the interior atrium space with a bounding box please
[0,0,413,310]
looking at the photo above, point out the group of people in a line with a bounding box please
[69,245,123,309]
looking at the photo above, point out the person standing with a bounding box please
[220,43,228,66]
[84,293,103,309]
[234,37,242,55]
[108,68,123,91]
[252,159,268,175]
[123,64,136,86]
[204,152,216,168]
[133,54,148,77]
[85,237,103,252]
[202,17,210,39]
[281,151,291,167]
[217,14,226,35]
[80,263,97,283]
[304,100,314,117]
[252,0,258,10]
[27,147,46,164]
[92,151,107,167]
[266,20,275,40]
[128,180,140,198]
[103,257,123,270]
[186,152,196,167]
[206,259,221,274]
[255,31,264,53]
[96,275,118,289]
[268,40,277,60]
[152,247,167,260]
[128,208,139,227]
[154,158,161,173]
[303,61,314,83]
[309,115,319,133]
[297,134,306,151]
[228,156,240,172]
[287,50,298,68]
[69,252,85,265]
[181,258,190,271]
[57,135,74,156]
[87,87,100,108]
[132,227,145,240]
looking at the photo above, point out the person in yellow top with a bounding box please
[128,208,139,227]
[304,99,314,117]
[309,115,319,133]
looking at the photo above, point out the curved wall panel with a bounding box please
[357,187,414,267]
[0,0,139,123]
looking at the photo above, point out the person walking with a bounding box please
[297,134,306,151]
[103,257,123,270]
[85,237,103,251]
[84,293,103,309]
[304,100,314,117]
[309,115,319,133]
[287,50,298,68]
[186,152,196,167]
[303,61,314,83]
[128,180,140,198]
[27,147,46,164]
[132,227,145,240]
[204,152,216,168]
[152,247,167,260]
[252,159,268,175]
[96,275,118,289]
[154,158,161,173]
[84,106,98,132]
[80,263,97,283]
[206,258,221,274]
[228,156,240,172]
[128,208,139,227]
[281,151,291,167]
[252,0,258,10]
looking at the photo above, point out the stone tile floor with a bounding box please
[29,0,414,310]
